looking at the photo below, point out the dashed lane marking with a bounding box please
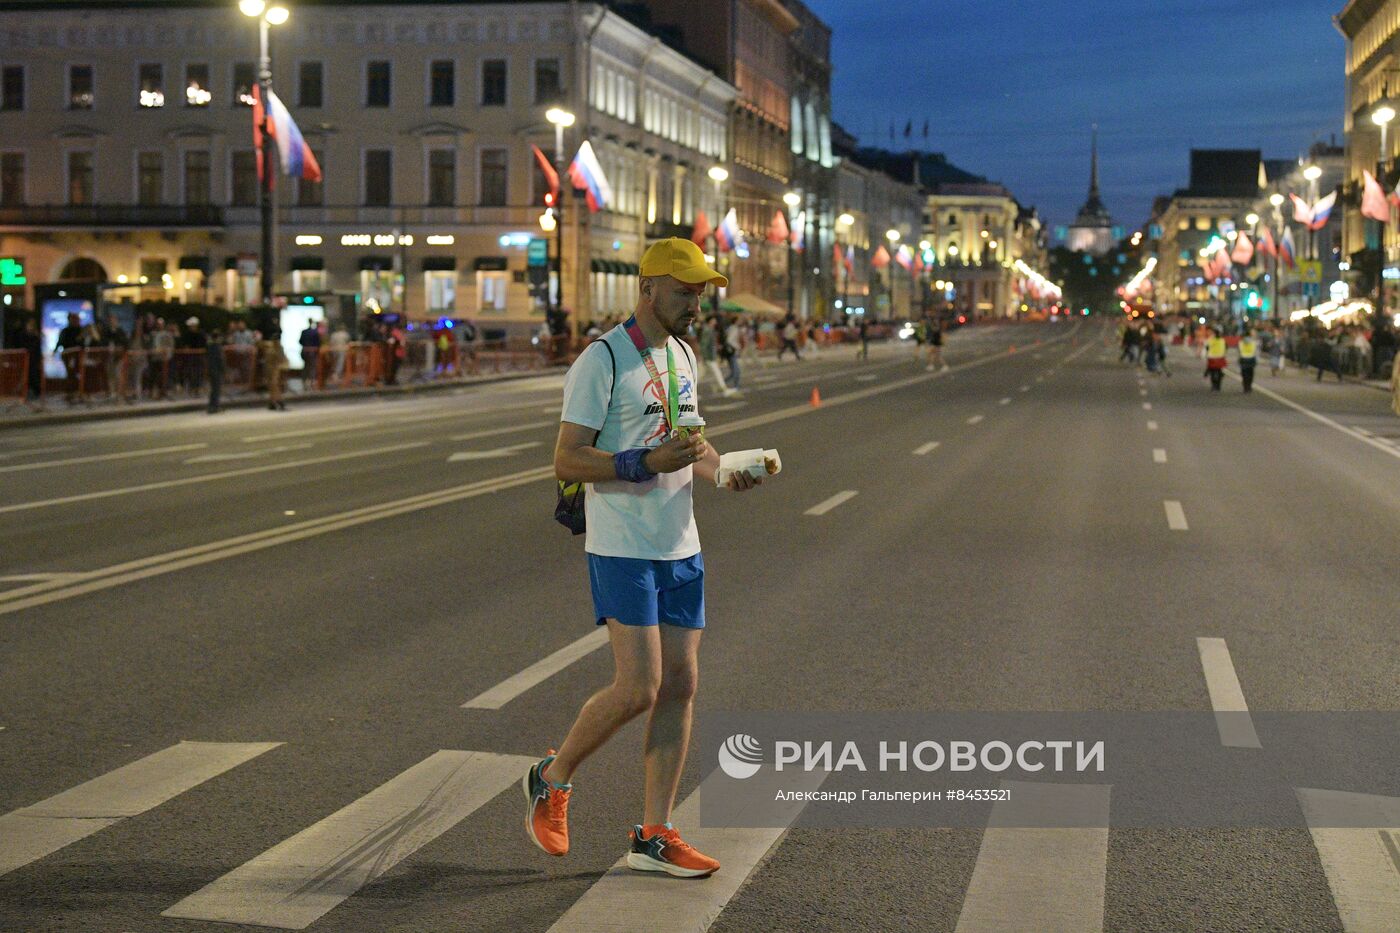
[1147,421,1158,431]
[462,628,610,709]
[1195,637,1261,748]
[914,442,941,456]
[805,490,858,516]
[1163,500,1189,530]
[0,443,207,474]
[967,415,985,425]
[1153,449,1167,464]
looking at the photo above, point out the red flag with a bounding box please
[531,145,559,207]
[870,245,891,269]
[1362,169,1390,223]
[690,210,712,247]
[767,210,790,245]
[251,85,271,186]
[913,250,925,274]
[832,242,844,271]
[1230,232,1254,266]
[844,246,854,274]
[1290,193,1312,225]
[1256,225,1276,258]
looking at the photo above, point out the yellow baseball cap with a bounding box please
[639,237,728,287]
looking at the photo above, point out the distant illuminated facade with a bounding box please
[1065,127,1114,256]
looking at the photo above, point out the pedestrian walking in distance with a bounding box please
[777,316,801,361]
[1237,330,1258,393]
[206,328,226,413]
[1204,330,1227,392]
[530,237,765,878]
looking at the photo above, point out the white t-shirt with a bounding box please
[561,326,701,560]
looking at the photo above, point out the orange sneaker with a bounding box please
[626,823,720,878]
[523,751,571,856]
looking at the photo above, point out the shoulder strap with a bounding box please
[671,336,697,376]
[594,337,616,444]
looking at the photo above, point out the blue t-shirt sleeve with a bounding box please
[561,340,611,432]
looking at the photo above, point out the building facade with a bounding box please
[1065,128,1115,256]
[1155,149,1263,314]
[1336,0,1399,315]
[0,1,735,332]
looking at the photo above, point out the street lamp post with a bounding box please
[1373,105,1395,331]
[708,166,728,317]
[1269,192,1285,320]
[241,0,287,308]
[545,107,575,333]
[783,191,801,319]
[836,212,853,316]
[1304,164,1323,313]
[885,228,900,320]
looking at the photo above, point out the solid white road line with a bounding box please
[184,443,313,464]
[0,443,207,474]
[0,445,74,460]
[954,782,1111,933]
[1142,402,1153,411]
[546,764,828,933]
[914,441,941,456]
[1195,637,1261,749]
[1231,374,1400,464]
[164,750,532,930]
[446,441,542,462]
[855,373,879,382]
[1163,500,1189,530]
[1295,789,1400,932]
[999,397,1011,405]
[0,573,84,583]
[462,628,610,709]
[967,415,985,425]
[239,400,551,444]
[0,741,280,877]
[1147,421,1158,431]
[0,442,431,515]
[1153,448,1168,464]
[447,420,554,441]
[805,490,858,516]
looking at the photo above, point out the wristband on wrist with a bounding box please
[614,447,657,483]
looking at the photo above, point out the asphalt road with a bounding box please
[2,320,1399,932]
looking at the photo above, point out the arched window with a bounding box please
[58,257,107,282]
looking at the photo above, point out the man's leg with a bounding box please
[546,620,660,784]
[642,624,702,826]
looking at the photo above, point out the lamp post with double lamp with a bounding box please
[707,166,729,316]
[1270,192,1285,320]
[783,191,801,318]
[919,240,932,314]
[239,0,288,307]
[885,229,901,321]
[1373,104,1395,327]
[835,212,854,315]
[1304,164,1323,313]
[544,107,574,337]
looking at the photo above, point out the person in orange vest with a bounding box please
[1204,330,1228,391]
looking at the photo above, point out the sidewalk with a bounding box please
[0,366,563,431]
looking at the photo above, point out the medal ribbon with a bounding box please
[622,316,678,435]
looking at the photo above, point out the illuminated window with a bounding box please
[233,63,255,106]
[1195,216,1210,231]
[69,66,94,110]
[139,63,164,108]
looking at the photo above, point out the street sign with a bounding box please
[527,238,549,268]
[0,257,25,286]
[1298,260,1323,284]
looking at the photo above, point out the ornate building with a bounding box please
[1066,127,1114,256]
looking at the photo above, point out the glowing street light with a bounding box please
[1303,165,1322,182]
[707,166,729,183]
[885,229,900,243]
[264,5,289,24]
[836,212,854,228]
[240,0,289,306]
[542,107,575,324]
[1269,192,1284,207]
[1245,213,1259,226]
[782,191,801,208]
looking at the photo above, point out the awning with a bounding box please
[724,293,786,316]
[290,256,324,271]
[359,255,393,271]
[474,256,508,271]
[178,255,211,273]
[422,256,456,271]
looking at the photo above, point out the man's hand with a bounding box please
[645,433,709,474]
[725,469,762,492]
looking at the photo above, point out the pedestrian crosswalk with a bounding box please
[3,740,1395,931]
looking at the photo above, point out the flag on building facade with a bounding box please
[716,208,741,253]
[870,244,891,268]
[1256,224,1276,258]
[567,140,612,212]
[252,85,322,182]
[1307,190,1337,230]
[1230,232,1254,266]
[1290,193,1312,225]
[832,242,844,272]
[767,210,789,245]
[690,210,712,247]
[1278,226,1296,269]
[894,244,913,271]
[531,145,559,205]
[844,245,855,274]
[791,211,806,252]
[1362,170,1390,222]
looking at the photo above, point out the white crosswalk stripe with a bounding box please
[0,741,281,878]
[1296,788,1400,932]
[164,749,533,930]
[955,782,1111,932]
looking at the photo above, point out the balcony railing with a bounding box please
[0,204,224,228]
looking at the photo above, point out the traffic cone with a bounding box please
[1008,344,1016,353]
[809,386,822,407]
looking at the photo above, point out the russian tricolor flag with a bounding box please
[567,141,613,213]
[1278,226,1296,269]
[253,85,322,182]
[716,208,741,253]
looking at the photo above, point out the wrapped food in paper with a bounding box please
[715,448,782,487]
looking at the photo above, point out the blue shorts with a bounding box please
[587,553,705,629]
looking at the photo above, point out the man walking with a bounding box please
[529,237,763,878]
[777,316,801,361]
[1237,330,1258,393]
[1204,330,1227,392]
